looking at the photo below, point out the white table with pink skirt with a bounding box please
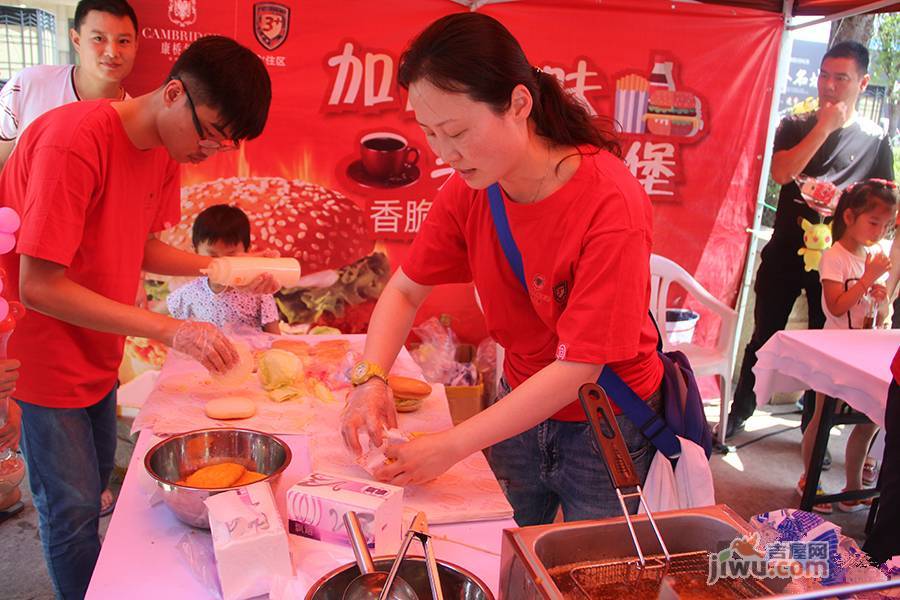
[753,328,899,512]
[86,334,516,599]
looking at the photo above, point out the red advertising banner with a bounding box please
[125,0,782,348]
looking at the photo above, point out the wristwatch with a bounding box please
[350,360,388,386]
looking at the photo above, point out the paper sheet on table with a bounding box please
[134,332,512,524]
[132,334,423,436]
[308,383,514,525]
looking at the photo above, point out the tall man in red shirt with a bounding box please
[0,36,272,599]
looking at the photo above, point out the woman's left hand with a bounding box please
[373,430,463,486]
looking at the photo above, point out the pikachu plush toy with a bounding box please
[797,219,832,272]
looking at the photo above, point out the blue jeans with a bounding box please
[486,378,657,526]
[16,387,118,600]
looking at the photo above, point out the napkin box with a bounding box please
[285,471,402,555]
[205,482,293,600]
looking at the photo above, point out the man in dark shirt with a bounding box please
[724,41,894,438]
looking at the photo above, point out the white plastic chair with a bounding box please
[650,254,738,445]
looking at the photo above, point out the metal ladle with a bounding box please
[342,511,418,600]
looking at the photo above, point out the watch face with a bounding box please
[353,363,367,379]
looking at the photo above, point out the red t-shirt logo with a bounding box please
[553,281,569,305]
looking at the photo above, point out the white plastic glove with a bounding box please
[171,321,239,374]
[340,379,398,456]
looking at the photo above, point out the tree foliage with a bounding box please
[872,13,900,136]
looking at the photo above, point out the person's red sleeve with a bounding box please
[402,174,472,285]
[16,144,99,266]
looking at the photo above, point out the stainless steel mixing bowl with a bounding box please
[144,427,291,528]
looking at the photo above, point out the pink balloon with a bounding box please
[0,298,8,323]
[0,208,19,234]
[0,233,14,255]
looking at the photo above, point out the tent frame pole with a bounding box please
[787,0,897,30]
[730,0,796,370]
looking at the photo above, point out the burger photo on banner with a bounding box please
[120,176,392,385]
[159,176,391,332]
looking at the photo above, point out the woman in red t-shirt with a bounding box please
[341,12,664,525]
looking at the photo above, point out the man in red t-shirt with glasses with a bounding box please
[0,36,273,599]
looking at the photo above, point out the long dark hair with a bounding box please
[832,179,898,241]
[397,12,620,158]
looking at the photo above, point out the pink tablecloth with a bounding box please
[86,431,514,599]
[753,329,899,427]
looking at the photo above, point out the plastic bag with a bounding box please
[175,530,223,599]
[475,338,498,399]
[446,361,478,386]
[748,508,899,593]
[638,436,715,513]
[355,427,410,475]
[410,316,459,384]
[475,338,497,376]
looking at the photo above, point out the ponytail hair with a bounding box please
[831,178,898,241]
[397,12,620,157]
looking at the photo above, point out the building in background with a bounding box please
[0,1,77,85]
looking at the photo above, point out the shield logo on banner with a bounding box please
[254,3,290,51]
[168,0,197,28]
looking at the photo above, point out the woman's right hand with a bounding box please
[170,321,239,374]
[863,252,892,286]
[341,379,397,456]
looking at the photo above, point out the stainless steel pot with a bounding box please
[306,557,494,600]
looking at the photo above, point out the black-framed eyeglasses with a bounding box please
[175,77,239,153]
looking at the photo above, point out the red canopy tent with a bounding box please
[700,0,898,15]
[456,0,896,365]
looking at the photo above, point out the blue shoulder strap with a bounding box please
[487,184,527,289]
[486,183,680,458]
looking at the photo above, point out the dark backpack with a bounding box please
[487,183,713,459]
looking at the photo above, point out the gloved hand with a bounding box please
[171,321,239,374]
[341,379,397,456]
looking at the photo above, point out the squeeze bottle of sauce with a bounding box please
[202,257,302,288]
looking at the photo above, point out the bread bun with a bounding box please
[205,397,256,420]
[270,338,311,358]
[388,375,432,399]
[388,375,431,415]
